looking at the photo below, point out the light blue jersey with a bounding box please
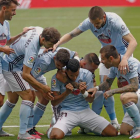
[2,27,43,71]
[0,21,10,73]
[78,12,130,55]
[51,68,94,111]
[31,47,75,78]
[108,55,140,88]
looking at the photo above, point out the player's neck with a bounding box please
[114,55,121,68]
[0,12,5,25]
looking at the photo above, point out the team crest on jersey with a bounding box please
[129,65,133,71]
[0,33,7,46]
[79,22,83,26]
[34,67,41,75]
[98,34,112,43]
[52,79,56,87]
[27,56,34,64]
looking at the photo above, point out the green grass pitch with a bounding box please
[1,6,140,140]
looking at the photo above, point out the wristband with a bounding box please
[74,56,80,62]
[95,86,99,91]
[83,91,88,98]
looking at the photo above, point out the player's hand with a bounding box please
[66,83,74,94]
[21,27,34,36]
[79,82,87,94]
[118,58,129,75]
[3,46,15,55]
[52,42,59,52]
[43,47,53,53]
[43,86,54,100]
[87,88,97,97]
[104,90,114,99]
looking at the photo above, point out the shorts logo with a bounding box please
[52,79,56,87]
[27,56,34,64]
[34,67,41,75]
[129,65,133,71]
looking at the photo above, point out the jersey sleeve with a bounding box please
[78,18,91,32]
[51,74,61,92]
[31,55,51,78]
[23,43,37,68]
[114,16,130,36]
[126,59,138,80]
[84,71,94,90]
[108,67,116,79]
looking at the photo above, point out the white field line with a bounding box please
[3,125,49,128]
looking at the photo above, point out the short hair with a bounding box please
[0,0,19,9]
[100,45,119,59]
[88,6,104,20]
[42,27,61,44]
[66,59,80,72]
[55,49,70,65]
[84,53,100,65]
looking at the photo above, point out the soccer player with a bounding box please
[0,26,61,140]
[0,0,32,136]
[88,45,140,139]
[47,59,118,139]
[27,47,76,135]
[52,6,137,129]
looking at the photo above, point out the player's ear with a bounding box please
[2,6,6,11]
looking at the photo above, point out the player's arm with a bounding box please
[51,83,73,106]
[53,28,83,51]
[6,27,33,45]
[22,65,54,100]
[104,77,139,99]
[0,46,15,55]
[87,77,115,97]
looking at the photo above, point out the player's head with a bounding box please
[88,6,106,29]
[100,45,119,69]
[0,0,19,20]
[54,49,70,70]
[66,59,80,81]
[81,53,100,73]
[41,27,61,49]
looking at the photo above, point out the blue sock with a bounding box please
[124,102,140,127]
[0,100,15,129]
[27,105,34,131]
[104,96,117,121]
[33,102,46,127]
[19,100,33,134]
[92,91,104,115]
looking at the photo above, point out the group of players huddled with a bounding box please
[0,0,140,140]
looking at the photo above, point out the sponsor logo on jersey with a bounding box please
[0,33,7,46]
[52,79,56,87]
[98,34,111,43]
[34,67,41,75]
[27,56,34,64]
[129,65,133,71]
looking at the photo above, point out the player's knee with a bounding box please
[120,94,130,104]
[0,99,4,107]
[50,132,64,139]
[120,128,129,135]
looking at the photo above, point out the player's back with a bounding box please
[2,27,43,71]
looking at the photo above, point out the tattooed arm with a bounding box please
[104,77,139,99]
[53,28,83,51]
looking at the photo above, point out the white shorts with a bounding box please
[122,89,140,127]
[30,75,47,91]
[3,70,30,92]
[52,104,62,121]
[53,108,110,135]
[0,74,11,95]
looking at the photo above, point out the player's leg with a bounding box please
[120,91,140,139]
[99,63,119,129]
[3,70,35,140]
[0,94,4,107]
[80,108,118,136]
[48,110,78,139]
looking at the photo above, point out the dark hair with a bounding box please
[0,0,20,8]
[66,59,80,72]
[55,49,70,65]
[42,27,61,44]
[84,53,100,65]
[88,6,104,20]
[100,45,119,59]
